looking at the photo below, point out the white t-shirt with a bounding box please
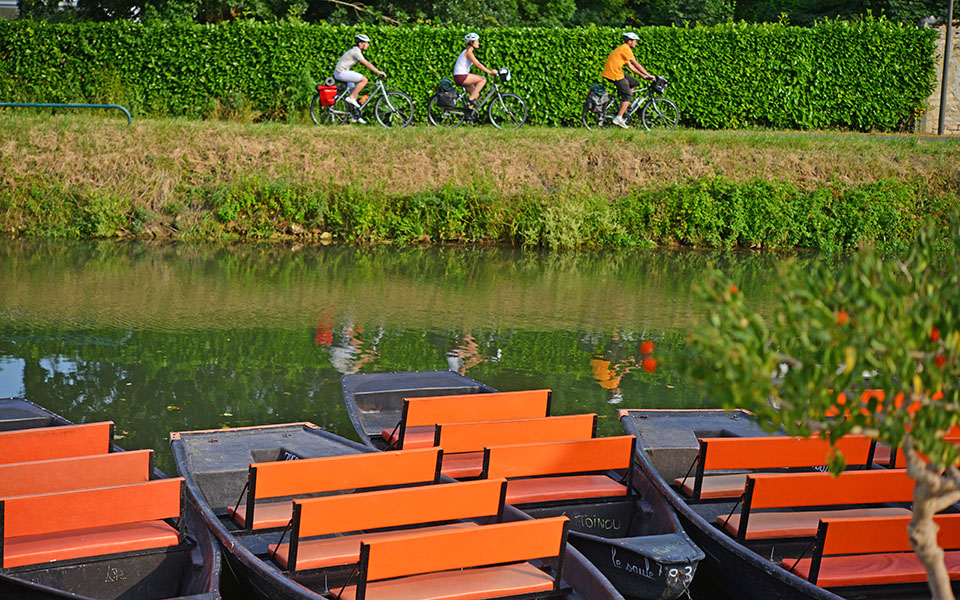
[335,46,365,74]
[454,49,472,76]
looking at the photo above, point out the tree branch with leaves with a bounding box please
[686,217,960,598]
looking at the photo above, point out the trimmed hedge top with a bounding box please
[0,19,937,130]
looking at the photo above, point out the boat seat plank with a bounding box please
[227,500,293,530]
[268,522,478,570]
[0,421,113,465]
[784,513,960,585]
[675,473,746,500]
[440,451,484,479]
[234,447,442,530]
[719,507,911,540]
[679,434,875,501]
[0,478,183,569]
[336,563,556,600]
[281,479,507,574]
[380,426,433,449]
[506,475,628,505]
[3,521,180,569]
[389,390,552,449]
[0,450,153,499]
[338,517,567,600]
[787,550,960,587]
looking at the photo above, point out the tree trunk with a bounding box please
[905,442,957,600]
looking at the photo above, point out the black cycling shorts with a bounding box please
[606,75,639,102]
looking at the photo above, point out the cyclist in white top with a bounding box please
[453,32,497,109]
[333,34,386,111]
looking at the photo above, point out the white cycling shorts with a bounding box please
[334,70,364,89]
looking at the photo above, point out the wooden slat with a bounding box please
[0,450,152,498]
[403,390,550,428]
[294,479,505,538]
[0,422,113,465]
[252,448,440,499]
[436,414,595,454]
[484,436,633,479]
[362,516,567,582]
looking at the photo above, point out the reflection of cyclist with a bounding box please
[333,34,386,122]
[589,331,638,404]
[454,32,498,110]
[601,32,655,129]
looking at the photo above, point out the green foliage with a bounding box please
[0,19,936,129]
[4,176,954,249]
[686,215,960,466]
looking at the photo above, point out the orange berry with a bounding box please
[935,354,947,368]
[931,327,941,342]
[642,356,658,373]
[729,285,739,294]
[837,310,849,326]
[640,340,655,355]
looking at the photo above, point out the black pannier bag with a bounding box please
[436,78,459,108]
[586,84,610,112]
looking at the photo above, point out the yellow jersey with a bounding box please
[601,43,635,81]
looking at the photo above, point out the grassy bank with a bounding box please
[2,114,958,250]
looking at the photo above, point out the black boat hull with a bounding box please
[171,421,626,600]
[619,409,958,600]
[340,371,704,600]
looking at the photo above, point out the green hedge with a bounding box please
[0,19,937,129]
[3,177,953,252]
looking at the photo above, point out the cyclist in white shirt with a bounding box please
[333,34,386,114]
[453,32,497,109]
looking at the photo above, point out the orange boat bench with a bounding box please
[675,434,876,501]
[381,389,552,450]
[335,516,570,600]
[785,513,960,587]
[0,478,184,570]
[0,421,114,465]
[718,469,914,542]
[435,414,597,479]
[480,436,634,506]
[0,449,154,498]
[229,447,442,530]
[269,478,508,575]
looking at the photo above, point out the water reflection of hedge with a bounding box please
[2,240,817,332]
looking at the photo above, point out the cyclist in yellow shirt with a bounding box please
[601,32,655,129]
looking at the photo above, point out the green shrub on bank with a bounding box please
[0,19,936,129]
[1,177,951,251]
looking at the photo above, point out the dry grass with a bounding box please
[3,114,959,214]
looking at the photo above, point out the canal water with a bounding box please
[0,239,795,599]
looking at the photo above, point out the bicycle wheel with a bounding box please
[641,97,679,131]
[581,102,612,130]
[310,94,325,125]
[375,91,414,128]
[488,93,527,129]
[324,96,351,125]
[426,95,465,127]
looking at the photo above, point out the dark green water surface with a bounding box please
[0,240,790,476]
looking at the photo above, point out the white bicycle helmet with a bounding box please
[355,34,370,43]
[623,32,639,41]
[464,32,480,43]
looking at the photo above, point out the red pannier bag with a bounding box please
[316,85,338,106]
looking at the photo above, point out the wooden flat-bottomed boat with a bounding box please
[341,371,704,600]
[170,420,627,600]
[620,408,960,600]
[0,397,220,600]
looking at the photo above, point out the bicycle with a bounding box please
[310,76,414,128]
[426,68,527,129]
[582,76,679,131]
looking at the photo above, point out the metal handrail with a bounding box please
[0,102,132,124]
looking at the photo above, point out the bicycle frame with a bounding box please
[333,78,403,114]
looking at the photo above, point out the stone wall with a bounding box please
[920,21,960,135]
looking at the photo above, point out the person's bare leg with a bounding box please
[349,77,367,101]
